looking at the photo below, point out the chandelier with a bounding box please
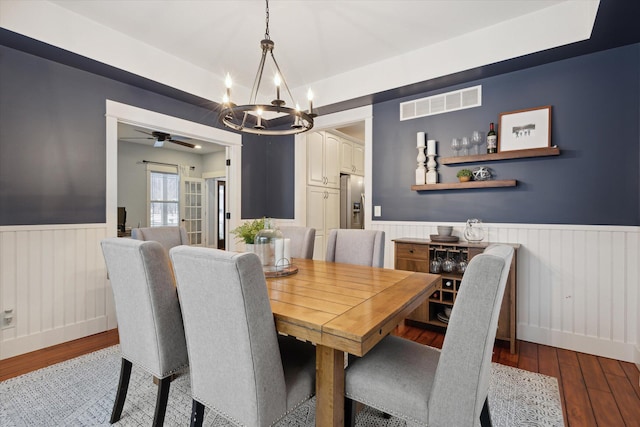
[219,0,315,136]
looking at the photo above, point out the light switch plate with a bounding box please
[374,206,381,217]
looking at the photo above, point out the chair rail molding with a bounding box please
[370,220,640,364]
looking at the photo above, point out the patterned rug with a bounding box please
[0,345,563,426]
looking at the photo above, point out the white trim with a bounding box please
[0,223,108,232]
[371,219,640,233]
[294,105,373,226]
[202,170,226,179]
[519,324,636,364]
[105,100,242,250]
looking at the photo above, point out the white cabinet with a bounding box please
[353,142,364,175]
[306,186,340,261]
[307,131,340,188]
[340,138,364,175]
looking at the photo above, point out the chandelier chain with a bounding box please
[264,0,270,40]
[219,0,315,135]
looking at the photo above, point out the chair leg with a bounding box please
[480,396,493,427]
[110,358,132,423]
[152,376,171,427]
[190,399,205,427]
[344,397,357,427]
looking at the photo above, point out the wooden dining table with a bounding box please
[266,258,440,427]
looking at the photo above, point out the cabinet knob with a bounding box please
[409,249,414,253]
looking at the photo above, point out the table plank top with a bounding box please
[267,258,439,356]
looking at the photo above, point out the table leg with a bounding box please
[316,345,345,427]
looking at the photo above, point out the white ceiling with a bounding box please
[21,0,597,108]
[49,0,561,86]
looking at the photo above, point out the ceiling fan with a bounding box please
[131,129,196,149]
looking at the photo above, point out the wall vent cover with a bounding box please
[400,85,482,121]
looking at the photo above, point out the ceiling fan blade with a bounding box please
[169,139,196,149]
[134,129,154,136]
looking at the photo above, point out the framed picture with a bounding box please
[498,105,551,152]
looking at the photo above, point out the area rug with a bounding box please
[0,345,563,426]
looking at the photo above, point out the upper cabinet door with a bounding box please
[353,143,364,175]
[307,131,326,187]
[340,139,354,173]
[324,134,341,188]
[307,131,346,188]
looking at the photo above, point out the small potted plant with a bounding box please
[230,217,265,251]
[456,169,473,182]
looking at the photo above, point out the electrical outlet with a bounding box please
[2,309,15,329]
[374,205,382,217]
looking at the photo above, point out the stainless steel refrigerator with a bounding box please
[340,174,365,229]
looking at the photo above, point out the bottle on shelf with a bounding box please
[487,122,497,154]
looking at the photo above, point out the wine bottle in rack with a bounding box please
[487,122,497,154]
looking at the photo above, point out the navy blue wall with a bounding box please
[241,133,294,219]
[372,44,640,226]
[0,43,295,225]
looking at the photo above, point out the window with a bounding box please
[149,170,179,226]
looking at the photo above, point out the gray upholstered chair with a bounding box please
[169,246,316,427]
[325,229,385,267]
[278,225,316,259]
[100,238,189,426]
[344,244,514,427]
[131,225,189,251]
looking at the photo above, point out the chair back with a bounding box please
[100,238,188,378]
[279,226,316,259]
[428,244,514,426]
[325,229,385,267]
[132,226,189,252]
[169,246,288,426]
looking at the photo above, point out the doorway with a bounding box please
[216,180,226,249]
[105,100,242,248]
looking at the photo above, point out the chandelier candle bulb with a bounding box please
[417,131,426,148]
[307,89,314,114]
[274,74,281,100]
[256,108,263,129]
[225,73,232,102]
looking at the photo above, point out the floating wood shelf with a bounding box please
[440,146,560,165]
[411,179,517,191]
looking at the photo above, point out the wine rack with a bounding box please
[393,238,519,354]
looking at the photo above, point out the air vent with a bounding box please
[400,85,482,121]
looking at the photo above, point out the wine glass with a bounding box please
[451,138,461,156]
[461,137,471,156]
[471,131,484,155]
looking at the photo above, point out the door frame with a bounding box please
[294,105,373,228]
[105,100,242,250]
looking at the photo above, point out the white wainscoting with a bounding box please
[370,221,640,364]
[0,224,114,360]
[1,221,638,364]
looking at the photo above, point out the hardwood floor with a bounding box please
[0,329,120,382]
[1,325,638,426]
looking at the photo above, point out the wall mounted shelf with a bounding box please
[411,179,516,191]
[440,146,560,165]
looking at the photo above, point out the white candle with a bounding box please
[427,139,436,155]
[283,238,291,264]
[416,132,425,148]
[274,238,284,267]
